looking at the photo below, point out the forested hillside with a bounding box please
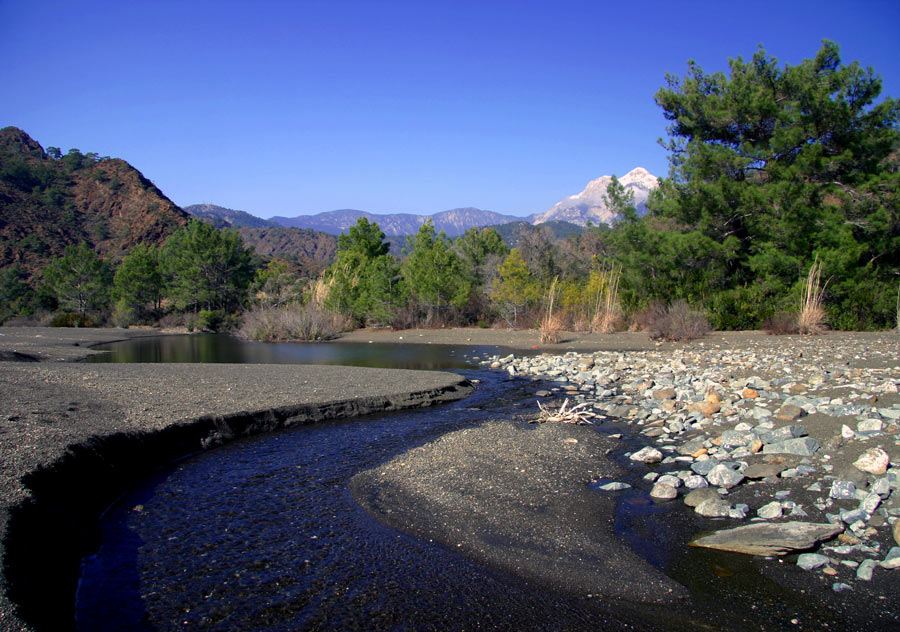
[0,126,188,276]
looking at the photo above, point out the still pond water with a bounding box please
[85,333,503,371]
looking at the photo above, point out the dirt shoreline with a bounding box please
[0,327,473,632]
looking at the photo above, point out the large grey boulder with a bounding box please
[762,437,820,457]
[689,522,843,556]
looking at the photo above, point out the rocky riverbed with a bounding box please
[481,332,900,598]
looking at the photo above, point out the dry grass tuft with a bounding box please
[762,311,799,335]
[539,277,563,343]
[591,265,622,334]
[798,256,828,335]
[635,300,711,342]
[895,283,900,332]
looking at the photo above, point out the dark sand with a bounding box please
[351,420,688,603]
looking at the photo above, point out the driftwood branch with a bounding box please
[532,398,596,425]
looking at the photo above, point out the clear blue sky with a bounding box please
[2,0,898,218]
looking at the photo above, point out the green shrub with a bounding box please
[112,298,137,328]
[195,310,226,332]
[706,286,777,331]
[49,312,96,327]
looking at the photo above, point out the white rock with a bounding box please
[857,419,883,433]
[657,474,682,488]
[857,559,877,581]
[854,447,891,475]
[630,446,663,464]
[861,492,882,514]
[758,501,784,520]
[707,464,745,489]
[684,475,709,489]
[797,553,829,570]
[695,498,732,517]
[598,481,632,492]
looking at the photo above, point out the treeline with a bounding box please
[2,40,898,335]
[1,220,255,329]
[257,40,900,334]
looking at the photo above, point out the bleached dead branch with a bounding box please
[532,398,596,424]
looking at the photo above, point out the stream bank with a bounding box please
[0,328,472,632]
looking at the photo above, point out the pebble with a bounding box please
[707,464,745,489]
[757,501,783,519]
[695,498,733,518]
[598,481,632,492]
[857,559,878,580]
[797,553,830,570]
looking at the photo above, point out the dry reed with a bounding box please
[539,276,563,343]
[798,256,828,335]
[591,265,622,334]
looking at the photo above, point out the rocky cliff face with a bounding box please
[0,127,188,276]
[532,167,659,226]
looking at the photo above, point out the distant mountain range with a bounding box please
[268,207,524,238]
[0,127,658,286]
[186,167,659,237]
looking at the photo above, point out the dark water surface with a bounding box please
[86,334,513,370]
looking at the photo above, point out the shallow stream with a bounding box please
[78,335,650,630]
[75,335,846,631]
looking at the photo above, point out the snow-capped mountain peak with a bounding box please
[533,167,659,226]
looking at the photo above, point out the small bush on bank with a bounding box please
[638,300,711,342]
[112,298,137,328]
[763,311,799,335]
[238,305,352,342]
[48,312,97,327]
[2,316,44,327]
[196,309,226,332]
[895,283,899,332]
